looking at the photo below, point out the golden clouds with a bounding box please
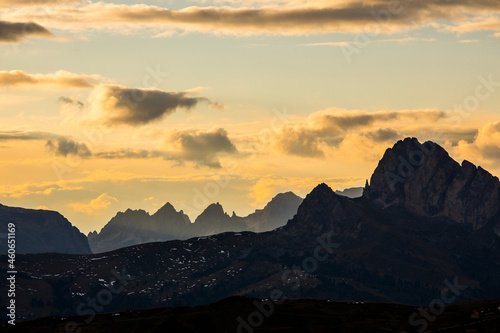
[0,70,103,89]
[270,109,446,158]
[4,1,500,37]
[69,193,117,215]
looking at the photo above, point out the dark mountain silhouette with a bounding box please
[0,204,91,255]
[364,137,500,230]
[88,192,303,253]
[1,138,499,322]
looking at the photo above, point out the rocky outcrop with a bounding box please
[283,183,364,242]
[0,204,91,254]
[363,137,500,229]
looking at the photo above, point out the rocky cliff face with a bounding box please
[363,137,500,230]
[0,204,91,254]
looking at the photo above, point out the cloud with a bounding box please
[450,122,500,164]
[209,102,226,110]
[6,1,500,36]
[270,108,448,158]
[308,109,446,133]
[0,0,78,5]
[305,37,436,47]
[164,128,238,168]
[436,15,500,35]
[272,127,324,158]
[0,130,63,141]
[94,149,160,159]
[0,20,53,43]
[45,138,92,157]
[364,128,400,142]
[0,70,103,89]
[58,96,84,108]
[88,84,216,127]
[88,128,238,168]
[69,193,117,215]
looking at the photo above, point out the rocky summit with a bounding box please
[364,137,500,230]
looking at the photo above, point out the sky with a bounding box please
[0,0,499,234]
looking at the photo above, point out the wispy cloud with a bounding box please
[0,70,103,89]
[304,37,436,47]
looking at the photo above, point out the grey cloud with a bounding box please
[313,110,447,133]
[164,128,238,168]
[271,110,448,158]
[0,21,53,43]
[46,138,92,157]
[94,149,161,159]
[58,96,84,108]
[0,130,63,141]
[92,85,216,127]
[364,128,400,142]
[273,127,325,158]
[91,128,238,168]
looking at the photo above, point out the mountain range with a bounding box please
[1,138,499,323]
[88,192,303,253]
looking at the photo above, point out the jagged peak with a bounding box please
[199,202,226,216]
[153,202,177,216]
[364,138,500,229]
[263,191,302,208]
[309,183,335,197]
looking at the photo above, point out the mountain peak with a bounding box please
[152,202,177,217]
[195,202,228,223]
[310,183,335,197]
[364,137,500,229]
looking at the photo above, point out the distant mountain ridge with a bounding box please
[88,192,303,253]
[0,204,91,255]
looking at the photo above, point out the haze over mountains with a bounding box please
[88,192,303,253]
[1,138,499,323]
